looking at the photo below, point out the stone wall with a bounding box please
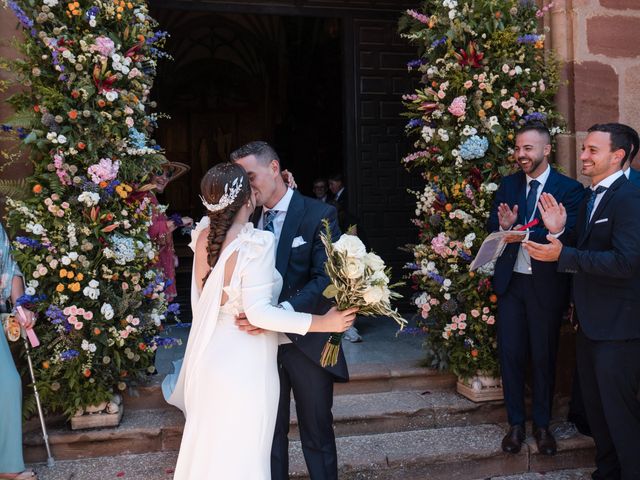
[551,0,640,182]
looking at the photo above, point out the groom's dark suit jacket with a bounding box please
[628,167,640,188]
[488,168,584,310]
[253,189,349,381]
[559,175,640,340]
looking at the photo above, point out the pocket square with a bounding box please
[292,236,307,248]
[594,218,609,224]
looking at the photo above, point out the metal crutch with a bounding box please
[18,309,55,468]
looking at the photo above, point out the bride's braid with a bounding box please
[200,163,251,284]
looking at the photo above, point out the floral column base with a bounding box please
[70,394,124,430]
[456,372,503,403]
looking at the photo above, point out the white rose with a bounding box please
[333,234,366,258]
[369,269,389,285]
[105,91,118,102]
[343,257,365,279]
[101,303,114,320]
[363,285,385,305]
[363,252,385,272]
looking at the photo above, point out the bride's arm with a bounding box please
[193,227,211,294]
[241,234,313,334]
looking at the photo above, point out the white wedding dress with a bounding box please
[162,220,312,479]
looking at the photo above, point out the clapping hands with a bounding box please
[537,193,566,235]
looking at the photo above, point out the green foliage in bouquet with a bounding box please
[399,0,562,379]
[1,0,180,418]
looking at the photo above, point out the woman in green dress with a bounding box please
[0,223,37,480]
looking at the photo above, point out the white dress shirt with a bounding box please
[588,170,624,222]
[513,165,551,274]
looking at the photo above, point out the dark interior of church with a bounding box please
[150,8,345,220]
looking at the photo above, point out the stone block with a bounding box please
[623,64,640,131]
[587,16,640,57]
[573,61,619,131]
[600,0,640,9]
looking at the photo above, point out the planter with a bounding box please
[70,394,123,430]
[456,372,503,402]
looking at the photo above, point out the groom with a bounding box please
[232,141,348,480]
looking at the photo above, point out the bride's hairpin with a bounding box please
[200,176,244,213]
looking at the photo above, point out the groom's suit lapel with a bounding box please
[276,191,305,277]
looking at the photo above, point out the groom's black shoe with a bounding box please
[501,424,526,454]
[533,425,557,456]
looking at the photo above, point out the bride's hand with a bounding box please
[310,306,358,333]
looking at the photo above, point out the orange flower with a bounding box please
[32,184,43,194]
[66,271,75,279]
[93,328,101,335]
[445,203,453,212]
[99,181,108,188]
[495,11,502,18]
[42,361,50,369]
[68,109,78,120]
[138,343,147,351]
[97,99,106,108]
[77,142,86,150]
[56,284,65,293]
[83,369,92,378]
[69,282,81,293]
[489,294,498,303]
[469,271,475,278]
[71,90,80,99]
[471,349,479,358]
[33,105,40,112]
[76,273,84,281]
[59,269,68,278]
[513,92,520,100]
[478,109,486,118]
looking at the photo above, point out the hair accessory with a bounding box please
[200,176,244,213]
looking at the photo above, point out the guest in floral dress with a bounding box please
[0,223,37,480]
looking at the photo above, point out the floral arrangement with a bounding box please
[1,0,180,418]
[399,0,561,379]
[320,220,406,367]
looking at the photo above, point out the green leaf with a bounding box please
[323,284,339,299]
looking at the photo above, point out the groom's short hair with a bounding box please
[230,141,280,167]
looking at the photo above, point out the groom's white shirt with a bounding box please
[258,187,295,344]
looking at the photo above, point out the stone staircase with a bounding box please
[24,358,595,480]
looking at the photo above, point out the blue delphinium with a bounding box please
[60,349,80,361]
[458,135,489,160]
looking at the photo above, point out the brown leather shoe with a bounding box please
[533,426,557,455]
[501,424,526,453]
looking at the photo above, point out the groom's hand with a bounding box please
[235,313,266,335]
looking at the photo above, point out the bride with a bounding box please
[163,162,356,479]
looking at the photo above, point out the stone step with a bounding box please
[28,424,594,480]
[24,390,504,462]
[487,469,592,479]
[123,360,457,410]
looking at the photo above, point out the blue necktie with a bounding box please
[263,210,278,233]
[585,186,607,224]
[525,179,540,221]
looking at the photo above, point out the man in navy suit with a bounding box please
[232,141,346,480]
[526,123,640,480]
[487,123,584,455]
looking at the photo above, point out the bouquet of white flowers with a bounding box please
[320,221,406,366]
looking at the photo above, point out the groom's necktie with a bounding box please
[263,209,278,234]
[585,186,607,223]
[525,179,540,221]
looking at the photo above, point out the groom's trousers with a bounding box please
[271,344,338,480]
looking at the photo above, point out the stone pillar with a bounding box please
[0,8,31,182]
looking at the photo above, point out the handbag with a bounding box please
[2,311,21,342]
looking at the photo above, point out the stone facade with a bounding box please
[550,0,640,181]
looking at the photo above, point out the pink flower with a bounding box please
[483,307,490,314]
[92,36,115,56]
[120,330,129,338]
[84,311,93,320]
[471,309,480,318]
[74,322,84,330]
[463,80,473,89]
[458,313,467,321]
[406,9,430,24]
[447,96,467,117]
[487,316,496,325]
[87,158,120,184]
[458,322,467,330]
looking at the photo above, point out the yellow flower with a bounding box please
[483,101,493,109]
[76,273,84,281]
[56,284,65,293]
[69,282,81,293]
[66,271,75,279]
[478,109,486,118]
[59,269,68,278]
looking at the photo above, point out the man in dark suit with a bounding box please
[526,123,640,480]
[488,123,584,455]
[231,141,347,480]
